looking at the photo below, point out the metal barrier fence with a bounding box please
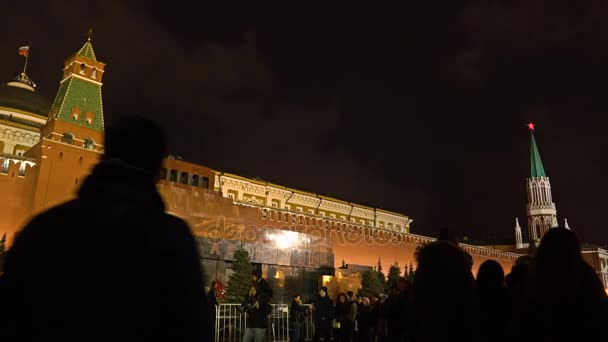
[214,303,315,342]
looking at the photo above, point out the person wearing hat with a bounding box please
[312,286,334,342]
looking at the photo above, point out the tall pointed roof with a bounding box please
[77,38,97,61]
[530,133,546,178]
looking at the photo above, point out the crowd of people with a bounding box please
[0,116,606,342]
[302,227,608,342]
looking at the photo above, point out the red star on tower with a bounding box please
[527,122,535,132]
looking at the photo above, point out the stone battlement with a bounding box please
[0,154,37,178]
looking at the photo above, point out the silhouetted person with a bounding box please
[0,116,208,342]
[356,297,373,342]
[313,286,333,342]
[345,291,357,341]
[476,260,511,342]
[527,227,608,342]
[290,294,307,342]
[411,241,480,342]
[386,277,410,342]
[505,255,531,337]
[334,292,351,342]
[368,295,380,340]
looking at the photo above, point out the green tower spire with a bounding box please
[77,37,97,60]
[49,37,106,132]
[529,129,546,178]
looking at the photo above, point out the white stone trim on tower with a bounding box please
[515,217,523,249]
[527,176,558,242]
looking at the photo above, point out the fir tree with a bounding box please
[386,262,401,292]
[0,233,6,253]
[376,258,386,293]
[359,269,384,297]
[224,248,253,303]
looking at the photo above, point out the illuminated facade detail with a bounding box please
[214,172,412,233]
[514,218,523,249]
[0,65,49,154]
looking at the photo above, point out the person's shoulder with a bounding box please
[18,200,81,234]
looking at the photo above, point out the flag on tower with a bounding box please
[18,46,30,58]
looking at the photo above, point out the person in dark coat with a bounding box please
[0,116,209,342]
[241,286,271,342]
[410,241,480,342]
[313,286,334,342]
[334,293,352,342]
[290,294,308,342]
[477,260,512,342]
[526,227,608,342]
[356,297,373,342]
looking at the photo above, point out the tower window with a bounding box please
[1,159,9,174]
[85,112,95,125]
[169,169,177,182]
[202,176,209,189]
[61,133,74,144]
[84,138,95,150]
[79,63,86,75]
[91,68,97,79]
[71,107,81,121]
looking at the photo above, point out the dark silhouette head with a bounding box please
[103,116,167,178]
[346,291,354,299]
[412,241,480,341]
[477,260,505,289]
[337,293,347,304]
[536,227,581,266]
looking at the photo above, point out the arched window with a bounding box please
[1,159,9,174]
[79,63,86,75]
[59,152,64,160]
[91,68,97,79]
[84,138,95,150]
[18,162,26,176]
[61,133,74,144]
[85,111,95,125]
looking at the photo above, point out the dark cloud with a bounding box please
[1,1,607,244]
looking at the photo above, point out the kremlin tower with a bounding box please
[0,35,106,246]
[515,123,568,248]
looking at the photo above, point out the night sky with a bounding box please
[3,1,608,245]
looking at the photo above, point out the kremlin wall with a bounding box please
[5,37,605,301]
